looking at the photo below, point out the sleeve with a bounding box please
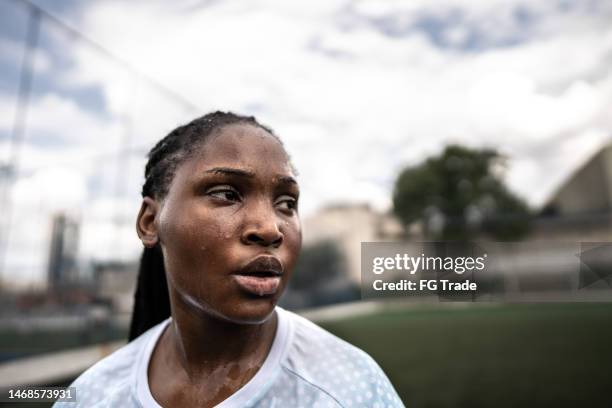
[360,352,406,408]
[51,346,138,408]
[52,371,105,408]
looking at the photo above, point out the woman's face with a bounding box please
[154,123,301,324]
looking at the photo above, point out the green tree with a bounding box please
[289,240,345,291]
[392,145,531,240]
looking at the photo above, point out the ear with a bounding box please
[136,197,160,248]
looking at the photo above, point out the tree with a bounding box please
[392,145,531,240]
[289,240,346,291]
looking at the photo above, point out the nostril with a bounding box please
[246,232,283,247]
[246,233,262,243]
[271,235,283,247]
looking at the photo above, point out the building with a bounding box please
[535,142,612,242]
[94,260,138,315]
[302,203,403,284]
[47,213,80,291]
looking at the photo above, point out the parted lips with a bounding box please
[236,256,284,277]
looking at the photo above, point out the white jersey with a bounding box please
[53,307,405,407]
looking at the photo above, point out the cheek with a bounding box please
[162,218,204,253]
[283,219,303,267]
[160,202,221,249]
[159,206,242,275]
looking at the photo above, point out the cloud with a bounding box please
[2,166,85,287]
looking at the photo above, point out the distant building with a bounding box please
[477,142,612,297]
[47,213,80,290]
[94,261,138,315]
[302,203,403,284]
[534,142,612,241]
[543,143,612,216]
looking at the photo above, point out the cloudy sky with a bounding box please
[1,0,611,287]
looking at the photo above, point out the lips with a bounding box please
[233,256,284,296]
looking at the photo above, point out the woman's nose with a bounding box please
[241,202,283,248]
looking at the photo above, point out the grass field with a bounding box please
[318,302,612,408]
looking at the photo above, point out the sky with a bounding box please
[0,0,611,287]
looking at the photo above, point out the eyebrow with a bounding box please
[204,167,298,185]
[205,167,255,178]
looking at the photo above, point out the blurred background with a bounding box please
[0,0,611,406]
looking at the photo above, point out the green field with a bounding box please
[318,303,612,408]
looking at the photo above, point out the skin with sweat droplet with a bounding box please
[139,123,302,407]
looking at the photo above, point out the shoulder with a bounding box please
[53,319,168,408]
[279,308,404,407]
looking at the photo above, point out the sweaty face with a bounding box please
[156,123,302,324]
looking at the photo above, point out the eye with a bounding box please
[206,186,241,202]
[275,195,298,213]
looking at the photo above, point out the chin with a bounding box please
[226,296,279,324]
[174,284,282,325]
[194,295,280,325]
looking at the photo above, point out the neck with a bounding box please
[164,290,278,381]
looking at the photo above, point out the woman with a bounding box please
[55,112,404,407]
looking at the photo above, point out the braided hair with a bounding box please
[128,111,282,341]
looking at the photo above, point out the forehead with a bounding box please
[184,123,293,175]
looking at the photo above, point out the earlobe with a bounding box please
[136,197,160,248]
